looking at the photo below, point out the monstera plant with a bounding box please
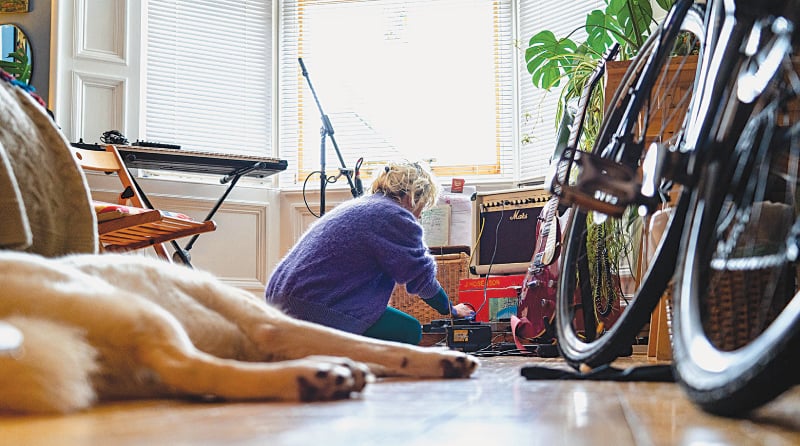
[524,0,679,315]
[524,0,675,149]
[0,46,31,84]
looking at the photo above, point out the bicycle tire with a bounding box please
[555,2,706,369]
[672,34,800,416]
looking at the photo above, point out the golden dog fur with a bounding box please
[0,252,479,414]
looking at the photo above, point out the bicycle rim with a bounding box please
[556,4,706,369]
[673,52,800,416]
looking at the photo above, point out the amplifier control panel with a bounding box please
[477,187,551,212]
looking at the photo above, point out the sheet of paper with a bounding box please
[439,186,475,247]
[421,204,451,247]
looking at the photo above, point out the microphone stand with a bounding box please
[298,58,362,216]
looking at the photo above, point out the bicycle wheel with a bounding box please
[555,2,706,369]
[672,34,800,416]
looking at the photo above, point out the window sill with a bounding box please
[122,168,523,196]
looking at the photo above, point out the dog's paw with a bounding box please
[438,350,480,378]
[296,356,373,402]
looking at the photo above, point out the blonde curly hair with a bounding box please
[371,161,440,215]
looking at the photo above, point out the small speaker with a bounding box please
[472,187,551,275]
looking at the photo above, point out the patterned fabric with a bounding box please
[0,69,46,109]
[0,68,97,256]
[92,201,192,223]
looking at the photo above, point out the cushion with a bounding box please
[92,201,192,223]
[0,70,97,256]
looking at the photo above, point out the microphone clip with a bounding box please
[334,168,353,180]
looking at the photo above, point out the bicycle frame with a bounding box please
[551,0,705,217]
[680,0,746,177]
[554,0,796,218]
[679,0,797,182]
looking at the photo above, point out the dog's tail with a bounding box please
[0,316,99,414]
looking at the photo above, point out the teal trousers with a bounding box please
[362,306,422,345]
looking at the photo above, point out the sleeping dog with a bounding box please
[0,252,478,414]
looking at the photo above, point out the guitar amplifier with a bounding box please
[472,186,551,275]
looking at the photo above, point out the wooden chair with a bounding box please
[72,144,216,261]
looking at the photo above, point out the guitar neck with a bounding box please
[540,197,558,236]
[565,43,620,151]
[543,198,558,249]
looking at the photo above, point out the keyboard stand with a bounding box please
[118,157,279,268]
[170,162,267,265]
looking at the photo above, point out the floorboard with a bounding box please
[1,355,797,445]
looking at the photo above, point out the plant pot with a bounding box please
[604,54,699,142]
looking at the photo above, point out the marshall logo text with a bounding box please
[509,210,528,221]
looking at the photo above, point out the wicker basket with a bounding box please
[702,268,790,351]
[388,252,470,325]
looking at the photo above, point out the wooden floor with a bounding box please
[1,354,798,446]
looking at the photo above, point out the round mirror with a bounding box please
[0,24,32,84]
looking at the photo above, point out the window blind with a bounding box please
[145,0,272,156]
[517,0,604,184]
[278,0,515,186]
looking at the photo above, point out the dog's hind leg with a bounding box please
[61,254,480,380]
[134,333,372,402]
[71,290,372,402]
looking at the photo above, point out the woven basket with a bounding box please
[702,267,790,351]
[388,252,470,325]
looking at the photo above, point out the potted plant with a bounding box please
[524,0,676,150]
[524,1,682,335]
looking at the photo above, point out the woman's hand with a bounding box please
[452,303,476,319]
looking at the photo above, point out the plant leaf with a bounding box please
[607,0,653,52]
[585,9,620,56]
[525,30,578,90]
[0,47,32,84]
[654,0,675,12]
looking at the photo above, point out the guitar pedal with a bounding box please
[446,321,492,352]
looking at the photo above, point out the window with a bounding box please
[145,1,272,156]
[278,0,515,185]
[141,0,603,187]
[517,0,604,183]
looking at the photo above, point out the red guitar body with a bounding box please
[514,197,569,343]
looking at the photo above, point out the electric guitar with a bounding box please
[515,197,563,342]
[513,44,620,346]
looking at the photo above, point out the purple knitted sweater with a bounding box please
[265,194,441,334]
